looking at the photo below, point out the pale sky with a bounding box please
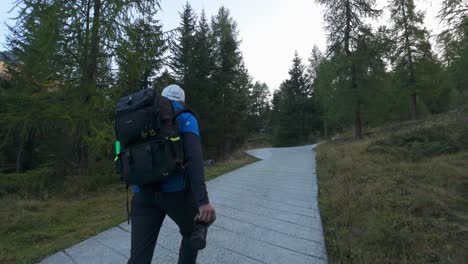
[0,0,444,91]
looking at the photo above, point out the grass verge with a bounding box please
[205,149,259,181]
[316,111,468,263]
[0,151,258,264]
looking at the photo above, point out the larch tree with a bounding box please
[315,0,381,139]
[439,0,468,35]
[388,0,432,119]
[2,0,68,172]
[116,6,166,97]
[2,0,162,171]
[58,0,162,167]
[438,1,468,105]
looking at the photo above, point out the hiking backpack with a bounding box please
[113,88,189,185]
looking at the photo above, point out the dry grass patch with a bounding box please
[0,185,126,264]
[316,112,468,263]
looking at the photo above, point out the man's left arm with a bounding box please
[181,114,216,224]
[182,131,209,206]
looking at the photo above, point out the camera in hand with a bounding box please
[190,220,208,250]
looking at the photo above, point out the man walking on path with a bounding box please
[128,84,216,264]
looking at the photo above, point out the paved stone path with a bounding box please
[40,145,327,264]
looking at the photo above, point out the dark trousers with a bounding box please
[128,186,199,264]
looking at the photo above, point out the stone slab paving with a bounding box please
[39,145,327,264]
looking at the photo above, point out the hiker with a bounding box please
[114,84,216,264]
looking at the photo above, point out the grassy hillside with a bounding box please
[316,108,468,263]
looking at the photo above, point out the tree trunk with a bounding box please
[344,0,362,139]
[224,140,231,159]
[411,92,417,119]
[354,110,362,140]
[344,0,351,56]
[300,105,305,142]
[15,140,25,173]
[402,3,417,119]
[351,63,362,139]
[84,0,101,98]
[77,0,102,168]
[323,119,328,138]
[15,133,34,172]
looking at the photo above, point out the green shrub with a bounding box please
[0,167,56,197]
[367,123,468,160]
[0,160,119,198]
[61,160,119,197]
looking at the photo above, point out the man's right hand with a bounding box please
[195,203,216,224]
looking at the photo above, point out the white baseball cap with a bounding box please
[161,84,185,102]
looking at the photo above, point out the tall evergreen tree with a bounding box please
[2,0,68,172]
[116,8,166,96]
[248,81,271,132]
[307,46,333,136]
[59,0,161,167]
[353,27,394,123]
[388,0,433,119]
[1,0,162,171]
[439,2,468,105]
[315,0,381,138]
[314,56,340,137]
[443,20,468,105]
[191,11,215,123]
[188,10,220,156]
[439,0,468,35]
[211,7,247,155]
[273,52,312,146]
[170,2,197,89]
[307,46,324,88]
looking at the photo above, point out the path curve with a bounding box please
[40,145,327,264]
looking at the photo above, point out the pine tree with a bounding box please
[439,2,468,105]
[439,0,468,34]
[191,11,215,123]
[211,7,247,156]
[273,52,311,146]
[444,20,468,105]
[188,10,219,156]
[307,46,330,136]
[116,9,166,96]
[307,46,324,87]
[315,0,381,138]
[60,0,161,166]
[314,57,340,137]
[1,0,162,171]
[353,27,393,123]
[248,81,271,132]
[389,0,434,119]
[230,64,252,149]
[2,0,69,172]
[170,2,197,89]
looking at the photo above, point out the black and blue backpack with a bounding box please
[114,88,190,185]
